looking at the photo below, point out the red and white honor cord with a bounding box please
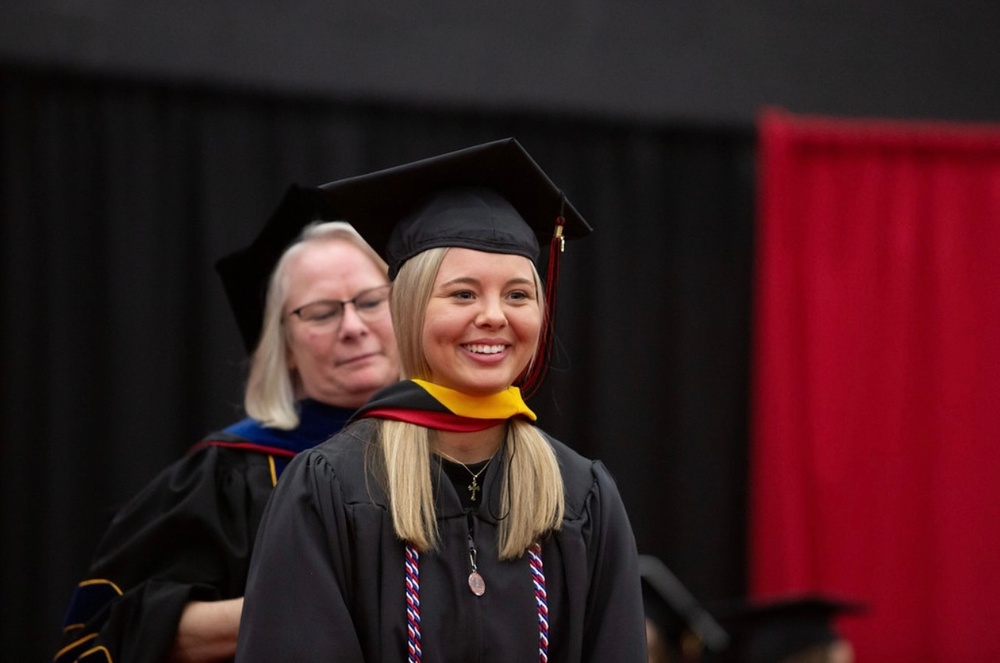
[403,542,549,662]
[405,545,422,663]
[528,542,550,662]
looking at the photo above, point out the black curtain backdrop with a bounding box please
[1,65,754,660]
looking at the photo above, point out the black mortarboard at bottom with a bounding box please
[639,555,730,659]
[717,594,865,663]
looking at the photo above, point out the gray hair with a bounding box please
[244,221,388,429]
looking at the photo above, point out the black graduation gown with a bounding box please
[54,437,274,663]
[55,399,352,663]
[236,419,648,662]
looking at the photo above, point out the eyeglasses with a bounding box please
[287,284,392,327]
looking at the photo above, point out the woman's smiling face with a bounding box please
[422,248,542,396]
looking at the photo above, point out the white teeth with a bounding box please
[465,344,505,355]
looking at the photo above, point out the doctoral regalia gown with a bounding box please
[55,400,352,663]
[236,383,647,662]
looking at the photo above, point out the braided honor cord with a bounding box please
[403,542,549,662]
[528,543,550,662]
[405,544,422,663]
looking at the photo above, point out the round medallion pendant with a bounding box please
[468,571,486,596]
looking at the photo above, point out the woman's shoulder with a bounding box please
[130,433,270,491]
[537,429,614,514]
[184,431,293,481]
[540,431,592,471]
[288,418,380,498]
[308,418,376,462]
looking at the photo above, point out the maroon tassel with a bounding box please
[519,207,566,400]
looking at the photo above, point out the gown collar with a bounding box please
[222,399,354,456]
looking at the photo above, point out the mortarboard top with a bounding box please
[717,594,865,663]
[215,185,337,352]
[312,137,592,279]
[639,555,731,657]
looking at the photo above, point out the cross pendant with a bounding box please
[468,478,481,501]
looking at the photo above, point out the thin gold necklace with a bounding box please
[436,450,496,502]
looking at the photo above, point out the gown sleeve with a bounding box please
[54,446,273,663]
[580,460,648,662]
[235,446,366,663]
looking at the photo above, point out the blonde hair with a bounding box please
[244,221,388,428]
[381,248,564,559]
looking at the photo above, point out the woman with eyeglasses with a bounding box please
[56,215,400,663]
[236,139,647,662]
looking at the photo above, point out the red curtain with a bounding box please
[752,109,1000,663]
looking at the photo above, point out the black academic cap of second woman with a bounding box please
[215,185,336,353]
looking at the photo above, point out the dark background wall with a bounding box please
[3,2,999,660]
[3,1,999,124]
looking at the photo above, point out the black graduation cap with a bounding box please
[312,137,592,397]
[215,185,337,352]
[313,137,592,279]
[717,594,865,663]
[639,555,730,659]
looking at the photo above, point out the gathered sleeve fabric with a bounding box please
[55,443,277,663]
[558,456,648,662]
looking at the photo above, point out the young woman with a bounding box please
[236,139,646,662]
